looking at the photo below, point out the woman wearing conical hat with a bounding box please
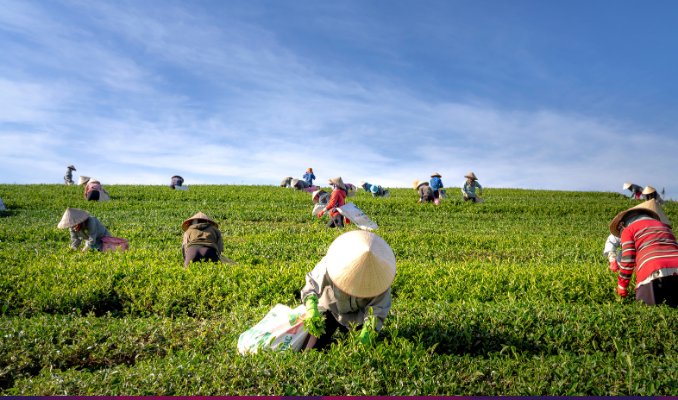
[312,189,331,205]
[623,183,643,200]
[642,186,665,205]
[181,212,225,268]
[430,173,444,199]
[57,208,112,253]
[64,165,76,185]
[609,199,678,306]
[462,172,483,202]
[319,177,350,228]
[301,230,396,349]
[170,175,184,190]
[413,180,434,203]
[360,181,386,198]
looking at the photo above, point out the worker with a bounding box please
[430,173,444,199]
[413,180,434,203]
[84,179,104,201]
[609,199,677,306]
[291,178,311,191]
[64,165,76,185]
[170,175,184,189]
[181,212,224,268]
[623,183,643,200]
[360,182,386,197]
[312,189,331,205]
[318,177,349,228]
[280,177,293,187]
[301,230,396,349]
[303,168,316,186]
[603,234,622,272]
[57,207,112,253]
[642,186,665,205]
[462,172,483,202]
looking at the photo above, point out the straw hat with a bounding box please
[328,177,346,190]
[311,190,323,202]
[78,176,91,185]
[623,183,633,191]
[609,199,672,237]
[88,179,100,184]
[67,165,76,170]
[464,172,478,180]
[57,207,90,229]
[325,230,397,298]
[642,186,657,195]
[431,173,441,178]
[412,180,428,190]
[359,181,366,187]
[181,212,218,231]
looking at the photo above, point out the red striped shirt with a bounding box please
[619,219,678,290]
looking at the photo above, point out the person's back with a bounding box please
[318,192,331,204]
[184,223,222,251]
[171,176,184,189]
[303,169,316,185]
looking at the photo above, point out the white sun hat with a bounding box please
[78,176,91,185]
[57,207,90,229]
[325,230,397,298]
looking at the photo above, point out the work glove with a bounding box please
[304,296,326,337]
[345,218,351,225]
[617,286,628,297]
[317,211,324,218]
[608,253,619,272]
[358,318,374,346]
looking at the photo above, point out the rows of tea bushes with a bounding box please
[1,184,677,395]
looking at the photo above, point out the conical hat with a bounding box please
[325,231,397,298]
[431,172,441,178]
[642,186,656,195]
[88,179,100,184]
[311,190,323,202]
[623,182,633,190]
[78,176,91,185]
[181,212,218,231]
[464,172,478,180]
[57,207,90,229]
[412,180,428,190]
[609,199,672,237]
[67,165,76,170]
[328,177,346,190]
[359,181,366,187]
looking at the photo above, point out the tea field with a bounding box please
[1,184,677,395]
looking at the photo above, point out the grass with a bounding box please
[0,183,676,395]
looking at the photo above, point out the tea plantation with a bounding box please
[1,184,677,395]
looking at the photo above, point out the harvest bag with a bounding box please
[237,304,325,354]
[101,236,129,253]
[312,203,329,216]
[337,202,378,231]
[439,189,447,199]
[474,196,484,204]
[434,198,441,205]
[304,186,317,194]
[176,185,190,191]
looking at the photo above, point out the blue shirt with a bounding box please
[303,172,316,185]
[430,177,443,190]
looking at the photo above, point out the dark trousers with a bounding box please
[184,246,219,267]
[421,194,434,203]
[327,214,344,228]
[302,312,361,350]
[86,191,100,201]
[432,190,440,199]
[635,275,678,307]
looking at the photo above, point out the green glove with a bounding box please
[304,296,326,337]
[358,318,374,346]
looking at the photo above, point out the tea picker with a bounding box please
[462,172,483,203]
[58,208,115,253]
[301,230,396,349]
[64,165,76,185]
[84,179,109,202]
[413,180,435,203]
[318,177,351,228]
[623,183,643,200]
[181,212,235,268]
[609,199,678,306]
[429,173,445,199]
[303,168,316,186]
[170,175,188,190]
[642,186,665,204]
[360,181,388,198]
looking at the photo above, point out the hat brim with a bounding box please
[609,205,661,237]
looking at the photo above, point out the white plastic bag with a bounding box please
[78,176,90,185]
[312,204,328,216]
[337,202,378,231]
[237,304,325,354]
[176,185,189,191]
[99,188,111,202]
[439,189,447,199]
[0,197,5,210]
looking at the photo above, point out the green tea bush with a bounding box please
[1,184,676,395]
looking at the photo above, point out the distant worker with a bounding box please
[430,173,443,199]
[312,189,331,206]
[280,177,293,187]
[57,208,112,253]
[642,186,665,205]
[64,165,76,185]
[609,199,677,306]
[170,175,184,189]
[360,182,386,197]
[623,183,643,200]
[181,212,224,268]
[84,179,104,201]
[301,230,396,349]
[280,176,310,191]
[413,180,434,203]
[462,172,483,202]
[303,168,316,186]
[318,177,350,228]
[603,234,622,272]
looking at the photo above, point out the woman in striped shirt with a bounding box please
[610,199,678,306]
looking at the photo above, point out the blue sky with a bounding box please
[1,0,677,197]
